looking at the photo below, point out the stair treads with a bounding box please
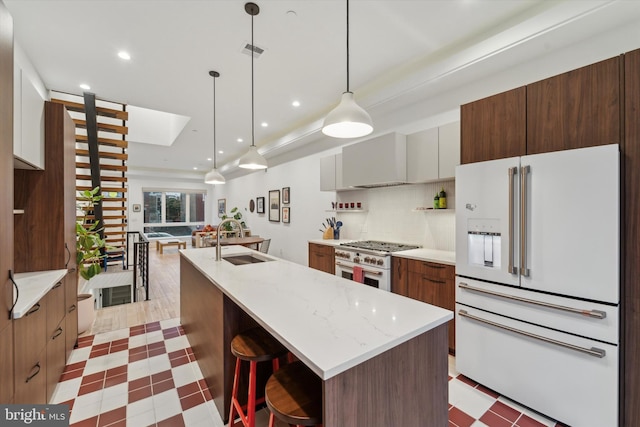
[73,119,128,135]
[51,98,128,120]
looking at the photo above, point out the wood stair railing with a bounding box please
[52,93,129,267]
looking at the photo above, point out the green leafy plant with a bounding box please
[76,187,109,280]
[221,207,246,232]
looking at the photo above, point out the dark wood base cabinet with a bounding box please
[392,257,455,353]
[14,299,47,404]
[308,243,335,274]
[0,324,14,403]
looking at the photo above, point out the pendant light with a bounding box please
[322,0,373,139]
[238,2,268,170]
[204,71,226,184]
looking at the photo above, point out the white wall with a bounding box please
[336,181,455,252]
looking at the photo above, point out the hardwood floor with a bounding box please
[81,244,182,336]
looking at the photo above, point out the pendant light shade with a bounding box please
[322,0,373,139]
[238,145,268,170]
[322,92,373,138]
[204,70,226,185]
[238,2,268,170]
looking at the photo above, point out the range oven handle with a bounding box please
[458,282,607,319]
[335,262,383,276]
[458,309,606,358]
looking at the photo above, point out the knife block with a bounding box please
[322,228,334,240]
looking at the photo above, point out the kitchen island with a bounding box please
[180,245,452,426]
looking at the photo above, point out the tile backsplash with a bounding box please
[336,180,455,252]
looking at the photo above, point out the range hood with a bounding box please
[342,132,407,188]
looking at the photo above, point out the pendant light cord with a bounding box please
[251,11,256,148]
[346,0,350,93]
[212,73,217,169]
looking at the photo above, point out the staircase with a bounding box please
[51,92,129,267]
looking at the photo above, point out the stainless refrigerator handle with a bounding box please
[520,165,530,277]
[458,282,607,319]
[458,310,606,358]
[508,167,517,274]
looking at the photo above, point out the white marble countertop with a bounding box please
[308,238,355,247]
[181,246,452,380]
[393,248,456,266]
[13,269,68,319]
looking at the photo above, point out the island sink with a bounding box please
[223,254,272,265]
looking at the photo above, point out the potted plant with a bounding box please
[76,186,109,280]
[221,207,247,233]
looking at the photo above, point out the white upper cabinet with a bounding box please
[320,153,351,192]
[406,121,460,183]
[320,154,337,191]
[14,44,45,170]
[407,127,438,183]
[438,121,460,180]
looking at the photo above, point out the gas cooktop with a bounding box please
[340,240,420,253]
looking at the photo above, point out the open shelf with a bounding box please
[412,207,454,212]
[13,209,25,214]
[326,209,367,213]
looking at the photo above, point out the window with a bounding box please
[142,190,206,235]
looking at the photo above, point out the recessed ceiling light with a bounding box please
[79,83,91,90]
[218,150,224,154]
[292,100,300,107]
[261,122,268,127]
[237,138,243,143]
[118,51,131,60]
[193,167,198,170]
[207,158,212,161]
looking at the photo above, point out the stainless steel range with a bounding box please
[335,240,420,291]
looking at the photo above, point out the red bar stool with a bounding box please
[229,327,288,427]
[265,361,323,427]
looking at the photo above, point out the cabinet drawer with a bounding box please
[46,279,65,335]
[309,243,334,257]
[14,347,46,404]
[47,319,66,401]
[407,259,453,279]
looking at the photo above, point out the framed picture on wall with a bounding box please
[269,190,280,222]
[282,187,290,204]
[282,206,290,223]
[257,197,265,214]
[218,198,226,218]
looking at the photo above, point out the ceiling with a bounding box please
[5,0,640,180]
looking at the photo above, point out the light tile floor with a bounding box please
[50,319,565,427]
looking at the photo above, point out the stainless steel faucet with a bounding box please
[215,218,245,261]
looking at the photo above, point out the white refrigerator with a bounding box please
[455,144,619,427]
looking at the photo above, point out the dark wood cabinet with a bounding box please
[0,1,15,404]
[527,56,621,154]
[460,87,526,164]
[14,299,47,404]
[65,272,78,361]
[14,101,77,273]
[623,47,640,427]
[308,243,335,275]
[391,257,455,353]
[0,323,14,403]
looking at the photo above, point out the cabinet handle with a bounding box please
[65,243,71,268]
[422,276,446,284]
[508,166,518,274]
[26,363,41,383]
[25,303,41,317]
[422,262,444,269]
[68,304,76,313]
[52,327,63,339]
[458,309,606,358]
[52,281,62,289]
[458,282,607,319]
[520,165,530,277]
